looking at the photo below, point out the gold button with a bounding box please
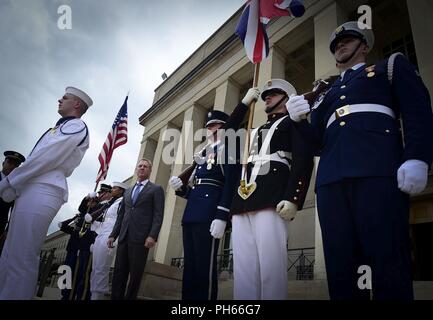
[198,166,201,169]
[296,189,300,192]
[294,197,298,201]
[340,95,346,100]
[273,168,277,172]
[385,129,390,133]
[340,85,346,89]
[298,181,302,185]
[340,121,346,126]
[367,72,375,77]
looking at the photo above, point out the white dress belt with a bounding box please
[247,151,291,168]
[326,103,396,128]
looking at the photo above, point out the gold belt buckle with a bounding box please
[335,105,350,119]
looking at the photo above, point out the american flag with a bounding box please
[96,96,128,183]
[235,0,305,63]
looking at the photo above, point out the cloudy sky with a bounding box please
[0,0,245,234]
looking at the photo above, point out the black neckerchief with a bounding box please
[55,116,77,126]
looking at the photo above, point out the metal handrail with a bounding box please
[171,247,315,279]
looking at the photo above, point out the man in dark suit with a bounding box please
[0,151,25,253]
[286,21,433,299]
[108,158,165,300]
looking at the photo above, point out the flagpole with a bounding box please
[241,62,260,183]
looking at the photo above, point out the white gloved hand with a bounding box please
[169,176,183,190]
[397,159,429,195]
[84,213,93,223]
[285,94,310,122]
[88,191,98,199]
[1,187,17,203]
[209,219,227,239]
[276,200,298,221]
[242,87,260,106]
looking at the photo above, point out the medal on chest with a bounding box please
[50,126,59,134]
[206,153,215,170]
[365,65,376,77]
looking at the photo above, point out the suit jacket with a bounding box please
[109,181,165,244]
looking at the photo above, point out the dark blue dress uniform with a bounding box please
[175,106,245,300]
[0,151,25,253]
[60,197,100,300]
[296,54,433,299]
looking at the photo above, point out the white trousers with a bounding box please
[232,208,289,300]
[0,183,64,300]
[90,234,116,298]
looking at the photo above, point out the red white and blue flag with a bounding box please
[235,0,305,63]
[96,96,128,183]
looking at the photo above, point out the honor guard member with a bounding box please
[90,181,128,300]
[0,86,92,300]
[74,184,112,300]
[0,151,25,251]
[286,21,433,299]
[59,185,110,300]
[168,97,250,300]
[230,80,314,300]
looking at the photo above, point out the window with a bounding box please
[382,33,418,68]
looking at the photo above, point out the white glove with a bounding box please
[1,187,17,203]
[242,87,260,106]
[276,200,298,221]
[169,176,183,190]
[84,213,93,223]
[209,219,227,239]
[285,94,310,122]
[88,192,98,199]
[90,244,94,253]
[397,159,429,195]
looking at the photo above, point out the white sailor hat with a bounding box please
[112,181,129,190]
[65,86,93,107]
[261,79,297,101]
[329,21,374,53]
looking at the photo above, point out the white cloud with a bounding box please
[0,0,245,235]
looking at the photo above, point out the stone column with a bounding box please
[254,46,286,127]
[313,2,348,280]
[214,78,241,114]
[407,0,433,97]
[154,104,208,264]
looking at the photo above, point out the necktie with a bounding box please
[341,68,353,82]
[132,183,142,205]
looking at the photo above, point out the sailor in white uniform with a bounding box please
[0,86,92,300]
[89,181,128,300]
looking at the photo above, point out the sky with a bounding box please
[0,0,246,234]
